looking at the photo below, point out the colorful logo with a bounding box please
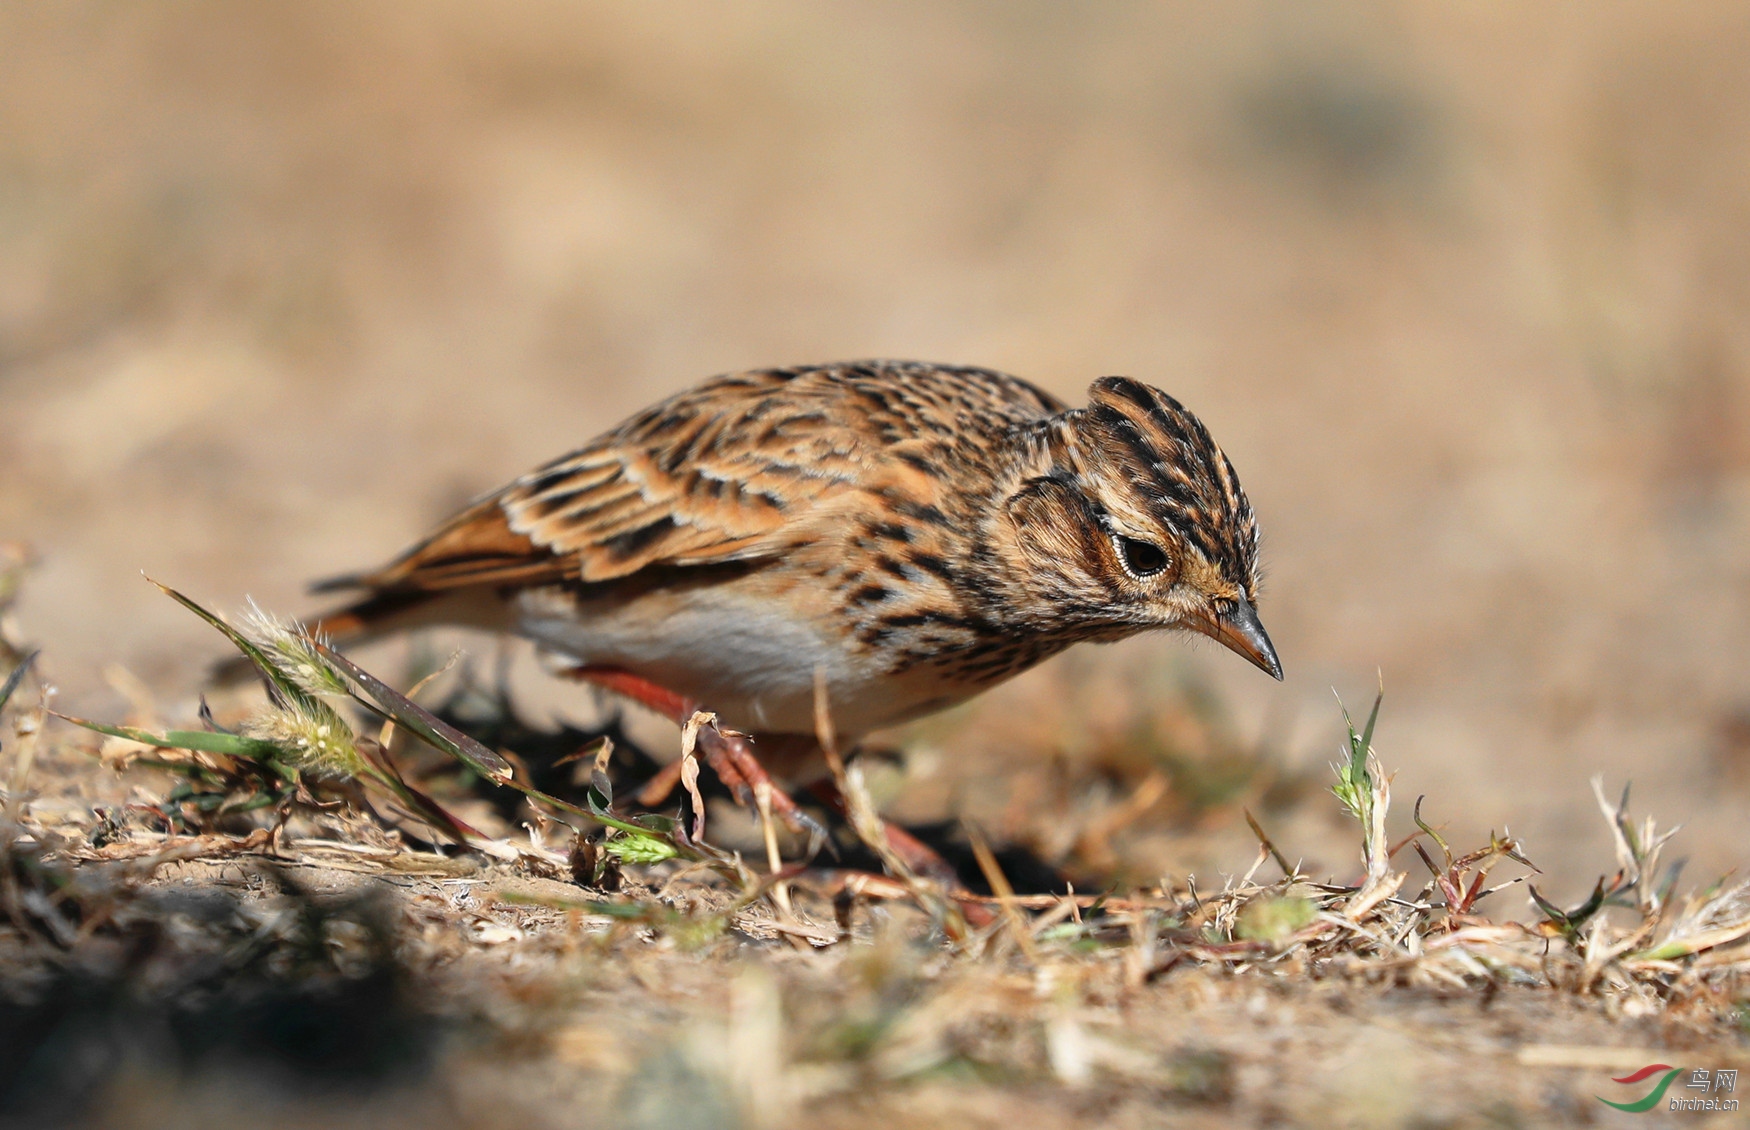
[1597,1064,1738,1113]
[1596,1064,1681,1112]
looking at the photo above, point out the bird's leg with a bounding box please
[634,760,685,807]
[563,665,825,845]
[566,666,984,920]
[876,821,966,890]
[803,780,964,889]
[691,725,828,847]
[567,665,697,722]
[804,782,998,928]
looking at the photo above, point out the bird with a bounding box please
[305,360,1281,837]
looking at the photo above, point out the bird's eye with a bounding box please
[1115,536,1168,579]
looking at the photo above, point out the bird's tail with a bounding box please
[303,586,449,644]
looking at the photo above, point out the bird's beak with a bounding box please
[1187,595,1284,681]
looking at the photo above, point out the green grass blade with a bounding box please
[311,640,513,783]
[342,732,481,844]
[0,651,37,713]
[1359,688,1382,759]
[147,578,313,709]
[51,712,290,763]
[380,771,484,842]
[305,631,698,859]
[1411,794,1450,862]
[314,637,693,854]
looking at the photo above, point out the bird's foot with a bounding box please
[691,720,828,852]
[564,664,826,854]
[803,780,963,888]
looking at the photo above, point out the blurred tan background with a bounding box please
[2,3,1745,890]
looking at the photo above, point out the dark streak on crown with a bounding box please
[1082,376,1260,598]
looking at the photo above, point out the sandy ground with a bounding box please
[6,841,1742,1130]
[1,686,1743,1129]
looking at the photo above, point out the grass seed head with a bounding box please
[603,830,680,864]
[242,698,365,780]
[242,600,351,698]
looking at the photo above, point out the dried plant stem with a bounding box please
[966,821,1038,964]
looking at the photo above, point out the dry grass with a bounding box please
[1,589,1745,1128]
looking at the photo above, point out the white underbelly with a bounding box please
[511,584,958,736]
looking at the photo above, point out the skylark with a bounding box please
[309,361,1281,831]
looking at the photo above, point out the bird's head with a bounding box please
[997,377,1282,679]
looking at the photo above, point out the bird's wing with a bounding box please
[320,362,1066,596]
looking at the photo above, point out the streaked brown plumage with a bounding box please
[311,361,1280,806]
